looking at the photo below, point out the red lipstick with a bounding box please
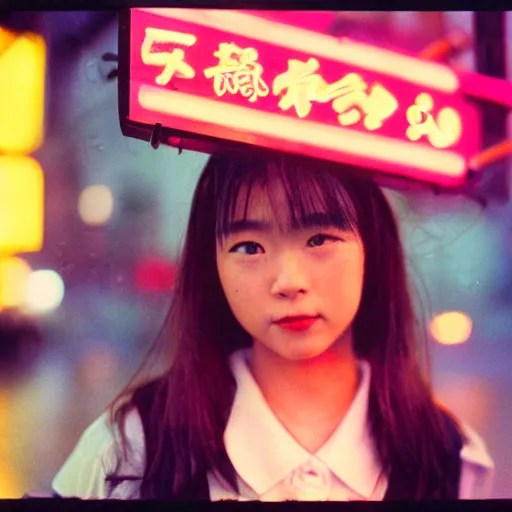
[275,315,319,331]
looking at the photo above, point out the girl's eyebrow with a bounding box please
[295,212,352,230]
[224,220,270,236]
[224,213,352,236]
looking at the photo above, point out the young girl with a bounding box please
[50,152,494,501]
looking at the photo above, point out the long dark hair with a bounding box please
[109,151,462,499]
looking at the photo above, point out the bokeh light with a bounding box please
[23,270,65,314]
[0,391,24,498]
[0,156,44,254]
[0,257,32,310]
[78,185,114,226]
[430,311,473,345]
[0,29,46,154]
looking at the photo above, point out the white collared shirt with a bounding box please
[216,349,384,501]
[51,349,495,500]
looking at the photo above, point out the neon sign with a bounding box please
[120,8,482,187]
[204,43,269,102]
[140,27,197,85]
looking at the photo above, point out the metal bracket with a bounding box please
[101,52,118,62]
[101,52,118,81]
[150,123,163,150]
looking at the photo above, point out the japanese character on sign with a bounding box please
[331,75,398,131]
[141,27,197,86]
[272,58,339,118]
[273,58,398,130]
[406,93,462,149]
[204,42,269,102]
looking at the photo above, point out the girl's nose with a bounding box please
[270,253,309,299]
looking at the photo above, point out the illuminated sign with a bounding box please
[0,26,46,259]
[0,156,44,254]
[0,27,46,154]
[119,9,482,187]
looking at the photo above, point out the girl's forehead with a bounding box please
[232,183,289,222]
[222,173,360,237]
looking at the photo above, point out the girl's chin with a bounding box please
[251,332,344,362]
[273,342,335,362]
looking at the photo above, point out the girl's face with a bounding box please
[216,182,365,362]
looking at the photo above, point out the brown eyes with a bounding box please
[230,242,263,255]
[229,234,342,255]
[307,234,341,247]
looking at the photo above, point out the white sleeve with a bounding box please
[52,410,145,499]
[458,422,495,499]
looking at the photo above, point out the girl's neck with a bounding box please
[248,334,360,453]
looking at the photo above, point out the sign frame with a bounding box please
[118,8,484,190]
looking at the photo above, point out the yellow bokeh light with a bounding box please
[0,257,32,310]
[0,29,46,154]
[0,156,44,254]
[430,311,473,345]
[0,392,24,498]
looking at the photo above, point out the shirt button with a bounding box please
[286,458,332,501]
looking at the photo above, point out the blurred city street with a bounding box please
[0,10,511,500]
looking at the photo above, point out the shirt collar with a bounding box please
[459,421,495,470]
[224,349,382,499]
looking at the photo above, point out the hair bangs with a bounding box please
[215,156,359,241]
[216,161,261,242]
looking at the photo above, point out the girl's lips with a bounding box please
[275,316,319,331]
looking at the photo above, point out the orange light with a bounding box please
[0,392,24,498]
[138,86,466,180]
[0,257,31,310]
[0,156,44,254]
[470,140,512,171]
[430,311,472,345]
[418,31,470,62]
[0,30,46,154]
[0,26,17,53]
